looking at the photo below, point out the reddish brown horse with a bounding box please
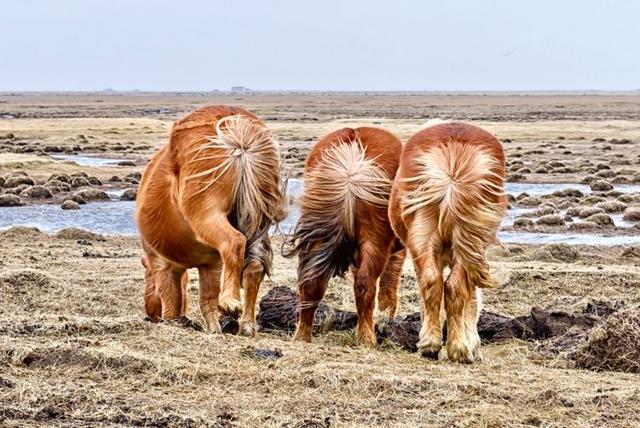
[136,105,284,336]
[389,122,506,363]
[284,127,405,346]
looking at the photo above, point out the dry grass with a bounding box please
[1,228,639,427]
[575,307,640,373]
[1,93,640,426]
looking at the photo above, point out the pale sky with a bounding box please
[2,0,639,91]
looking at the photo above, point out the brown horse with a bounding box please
[284,127,405,346]
[389,122,506,363]
[136,105,284,336]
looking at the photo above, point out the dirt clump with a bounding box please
[575,307,640,373]
[55,227,105,241]
[530,243,580,263]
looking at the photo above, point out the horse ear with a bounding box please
[141,256,149,269]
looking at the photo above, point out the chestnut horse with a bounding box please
[389,122,506,363]
[284,127,405,346]
[136,105,284,336]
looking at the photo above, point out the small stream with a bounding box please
[1,179,639,245]
[50,154,132,166]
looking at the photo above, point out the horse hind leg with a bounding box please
[377,240,406,318]
[464,286,482,361]
[238,233,271,337]
[443,260,473,363]
[353,241,388,347]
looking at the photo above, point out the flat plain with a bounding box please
[1,92,640,427]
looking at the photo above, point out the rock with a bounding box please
[119,188,137,201]
[72,187,110,202]
[108,176,122,183]
[44,145,64,153]
[126,172,142,181]
[590,181,614,192]
[595,201,627,213]
[62,195,86,205]
[533,243,580,263]
[623,207,640,222]
[117,160,136,167]
[585,213,614,227]
[0,194,24,207]
[70,177,91,188]
[61,200,81,210]
[518,197,542,207]
[123,176,140,185]
[513,218,534,228]
[569,221,598,231]
[535,206,557,216]
[0,176,4,188]
[55,227,104,241]
[536,214,565,226]
[506,173,526,182]
[4,175,34,188]
[596,170,617,178]
[48,174,70,183]
[621,245,640,258]
[20,185,53,199]
[87,176,102,186]
[71,172,89,178]
[579,207,605,218]
[582,195,606,205]
[612,176,630,184]
[561,188,584,198]
[566,207,583,217]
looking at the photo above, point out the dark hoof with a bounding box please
[220,316,240,334]
[420,349,440,360]
[170,316,204,332]
[144,315,161,324]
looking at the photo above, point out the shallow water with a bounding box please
[505,182,640,196]
[1,179,638,245]
[498,231,640,246]
[50,154,130,167]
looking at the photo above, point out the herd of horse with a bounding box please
[135,105,506,364]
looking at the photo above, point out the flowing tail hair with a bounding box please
[283,140,392,303]
[186,115,285,274]
[402,143,505,288]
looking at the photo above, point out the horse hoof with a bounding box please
[292,331,312,343]
[238,321,256,338]
[204,320,222,334]
[356,331,377,348]
[447,343,474,364]
[417,337,442,359]
[176,315,204,332]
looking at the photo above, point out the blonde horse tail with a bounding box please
[402,143,504,288]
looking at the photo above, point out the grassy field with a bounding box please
[1,92,640,426]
